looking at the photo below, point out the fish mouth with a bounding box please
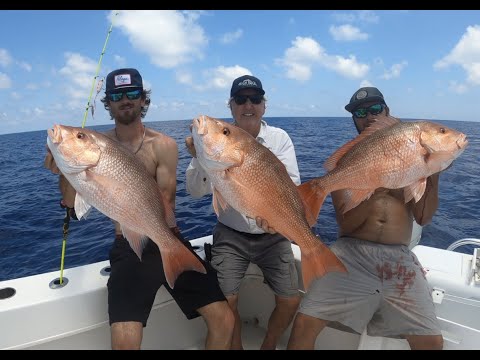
[47,124,63,144]
[457,134,468,150]
[193,115,208,136]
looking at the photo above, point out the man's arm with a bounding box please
[412,173,440,226]
[154,137,179,212]
[275,133,301,185]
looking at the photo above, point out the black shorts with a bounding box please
[107,234,226,326]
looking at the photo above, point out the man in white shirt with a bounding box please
[185,75,301,350]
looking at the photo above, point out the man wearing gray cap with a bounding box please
[185,75,301,349]
[287,87,444,350]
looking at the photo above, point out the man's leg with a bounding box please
[405,334,443,350]
[287,313,329,350]
[197,300,235,350]
[261,294,300,350]
[111,321,143,350]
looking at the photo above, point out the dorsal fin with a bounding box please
[324,116,400,171]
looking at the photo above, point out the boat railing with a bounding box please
[446,238,480,251]
[446,238,480,287]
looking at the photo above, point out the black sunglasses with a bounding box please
[233,94,263,105]
[353,103,386,118]
[107,89,142,102]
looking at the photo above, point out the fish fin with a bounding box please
[156,238,207,289]
[122,227,150,260]
[324,116,400,172]
[212,188,230,216]
[324,139,358,171]
[341,189,375,214]
[74,193,93,219]
[300,235,347,291]
[297,180,326,227]
[367,115,400,131]
[404,179,427,203]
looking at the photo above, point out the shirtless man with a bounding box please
[45,68,234,350]
[287,87,444,350]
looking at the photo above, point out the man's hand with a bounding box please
[256,217,276,234]
[44,146,60,174]
[44,145,76,208]
[185,135,197,158]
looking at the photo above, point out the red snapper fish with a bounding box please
[299,116,468,219]
[191,115,347,290]
[47,124,206,288]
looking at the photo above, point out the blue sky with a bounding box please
[1,10,480,135]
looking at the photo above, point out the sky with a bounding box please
[1,10,480,135]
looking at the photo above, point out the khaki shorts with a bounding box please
[298,237,441,338]
[211,222,299,297]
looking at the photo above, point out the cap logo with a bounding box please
[238,79,257,87]
[355,90,367,100]
[114,74,132,87]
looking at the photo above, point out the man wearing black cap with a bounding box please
[287,87,443,350]
[45,68,234,350]
[185,75,301,349]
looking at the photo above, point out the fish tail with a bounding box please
[300,239,347,291]
[297,179,328,227]
[160,241,207,289]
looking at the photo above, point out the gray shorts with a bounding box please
[298,237,441,338]
[211,222,299,297]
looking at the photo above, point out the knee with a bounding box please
[276,295,301,312]
[206,302,235,335]
[432,335,444,350]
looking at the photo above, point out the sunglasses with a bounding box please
[233,94,263,105]
[107,89,142,102]
[353,103,386,118]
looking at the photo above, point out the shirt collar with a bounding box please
[256,119,267,141]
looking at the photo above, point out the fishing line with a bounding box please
[81,10,119,128]
[57,11,119,285]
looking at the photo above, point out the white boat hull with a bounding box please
[1,235,479,350]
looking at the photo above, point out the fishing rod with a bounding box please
[81,10,119,129]
[57,11,119,286]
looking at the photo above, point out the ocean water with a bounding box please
[0,117,478,282]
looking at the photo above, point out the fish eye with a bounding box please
[222,128,230,136]
[440,128,446,134]
[77,132,86,139]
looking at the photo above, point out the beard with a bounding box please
[114,105,142,125]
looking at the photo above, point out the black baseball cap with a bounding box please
[106,68,143,93]
[230,75,265,97]
[345,87,386,112]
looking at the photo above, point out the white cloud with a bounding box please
[11,91,21,100]
[0,49,13,67]
[113,55,127,68]
[381,61,408,80]
[329,25,369,41]
[276,36,369,81]
[58,52,98,107]
[0,72,12,88]
[360,79,373,87]
[332,10,379,24]
[434,25,480,86]
[357,11,379,24]
[110,10,208,69]
[220,29,243,44]
[176,65,252,93]
[449,80,469,94]
[17,61,32,72]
